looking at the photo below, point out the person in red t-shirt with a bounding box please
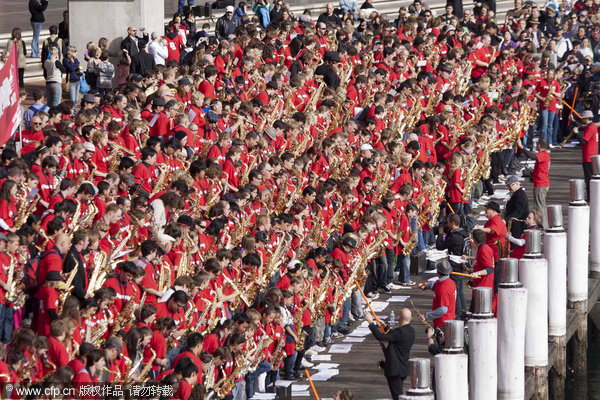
[175,360,199,400]
[468,229,495,291]
[419,260,456,328]
[520,139,550,228]
[575,110,598,198]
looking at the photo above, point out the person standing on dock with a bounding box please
[419,260,456,331]
[365,308,415,400]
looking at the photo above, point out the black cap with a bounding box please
[414,37,425,46]
[485,201,501,213]
[266,80,278,90]
[82,93,95,103]
[153,97,166,106]
[206,110,219,123]
[255,231,272,243]
[324,51,340,62]
[177,215,196,227]
[343,236,357,249]
[129,73,144,82]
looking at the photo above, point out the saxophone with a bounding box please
[111,285,138,335]
[58,268,78,315]
[152,164,170,195]
[40,356,56,382]
[4,255,17,303]
[270,337,286,367]
[543,82,555,108]
[87,250,108,296]
[14,194,39,230]
[138,348,156,383]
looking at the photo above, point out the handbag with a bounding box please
[79,74,90,93]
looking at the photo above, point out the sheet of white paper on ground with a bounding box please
[369,301,388,312]
[476,216,487,221]
[563,142,577,148]
[348,327,371,336]
[310,369,339,381]
[343,336,365,343]
[289,391,310,397]
[311,354,331,361]
[314,363,340,369]
[424,269,437,274]
[329,344,353,353]
[388,295,411,302]
[251,393,276,399]
[292,385,309,391]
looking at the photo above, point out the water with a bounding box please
[565,305,600,399]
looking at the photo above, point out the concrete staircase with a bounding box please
[0,0,516,84]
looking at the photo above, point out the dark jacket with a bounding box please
[317,13,343,27]
[369,323,415,378]
[29,0,48,23]
[120,34,148,58]
[436,227,468,271]
[131,50,155,76]
[63,57,81,82]
[215,15,239,40]
[315,63,340,88]
[62,247,87,301]
[505,187,529,238]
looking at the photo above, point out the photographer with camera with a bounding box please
[435,214,469,319]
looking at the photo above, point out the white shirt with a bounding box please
[148,40,168,66]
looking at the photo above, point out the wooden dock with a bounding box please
[291,145,600,399]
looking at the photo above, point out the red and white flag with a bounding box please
[0,45,20,145]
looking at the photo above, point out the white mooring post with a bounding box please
[497,258,527,400]
[468,287,497,400]
[519,229,548,399]
[545,205,567,399]
[589,155,600,277]
[567,179,589,379]
[434,320,468,400]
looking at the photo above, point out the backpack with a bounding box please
[24,249,59,294]
[43,37,60,60]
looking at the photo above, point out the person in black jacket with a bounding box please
[29,0,48,58]
[61,230,89,302]
[504,176,529,238]
[366,308,415,400]
[315,51,341,89]
[131,39,155,76]
[120,26,149,59]
[436,213,468,317]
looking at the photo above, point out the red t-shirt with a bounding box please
[473,244,495,289]
[432,277,456,328]
[582,123,598,163]
[484,214,506,262]
[532,150,550,187]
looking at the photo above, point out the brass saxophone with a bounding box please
[138,348,156,383]
[14,194,39,230]
[58,268,78,315]
[87,250,108,296]
[543,83,555,109]
[111,285,138,335]
[40,356,56,382]
[4,255,17,303]
[152,164,170,195]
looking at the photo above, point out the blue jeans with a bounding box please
[551,112,559,145]
[0,305,13,343]
[396,254,411,283]
[178,0,195,12]
[246,360,271,398]
[31,22,42,58]
[46,81,62,107]
[335,297,351,331]
[69,81,80,111]
[539,109,554,144]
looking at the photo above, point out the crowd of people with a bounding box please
[0,0,598,398]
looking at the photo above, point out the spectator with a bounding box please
[120,26,149,59]
[29,0,48,58]
[44,46,66,107]
[131,39,155,76]
[23,88,49,129]
[148,32,168,66]
[318,3,343,27]
[96,51,115,96]
[234,2,248,24]
[58,10,69,46]
[41,25,65,62]
[6,28,27,88]
[63,46,82,109]
[216,6,239,40]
